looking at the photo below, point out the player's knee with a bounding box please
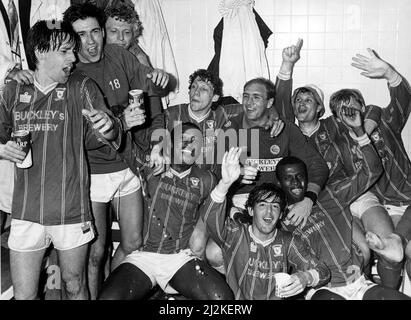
[121,232,142,254]
[205,241,224,268]
[61,271,85,298]
[89,244,106,267]
[189,237,207,258]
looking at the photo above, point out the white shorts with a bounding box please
[306,275,377,300]
[8,219,94,252]
[90,168,141,203]
[385,204,408,217]
[350,191,383,219]
[122,249,197,294]
[232,193,249,210]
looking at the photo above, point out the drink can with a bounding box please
[128,89,145,111]
[274,272,291,298]
[12,130,33,169]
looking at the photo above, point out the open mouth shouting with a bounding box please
[263,216,274,224]
[62,65,73,76]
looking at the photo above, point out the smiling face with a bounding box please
[105,17,134,50]
[72,17,104,63]
[293,91,319,124]
[172,127,203,166]
[277,163,307,205]
[37,39,76,84]
[242,82,273,124]
[249,195,282,240]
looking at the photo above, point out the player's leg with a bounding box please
[58,242,89,300]
[8,219,49,300]
[111,170,143,271]
[88,201,109,299]
[205,238,226,274]
[10,249,47,300]
[351,193,403,289]
[98,263,153,300]
[352,217,371,271]
[310,289,346,300]
[189,217,209,258]
[169,258,234,300]
[53,221,94,300]
[362,284,411,300]
[394,205,411,279]
[366,231,403,289]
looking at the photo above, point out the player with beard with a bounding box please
[63,2,170,299]
[0,20,121,300]
[197,147,330,300]
[98,122,233,300]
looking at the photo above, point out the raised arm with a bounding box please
[201,147,243,247]
[275,38,303,123]
[352,48,411,133]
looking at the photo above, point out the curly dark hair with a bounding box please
[105,2,143,39]
[188,69,223,98]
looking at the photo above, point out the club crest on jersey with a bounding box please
[270,145,280,156]
[224,120,232,128]
[371,131,381,142]
[55,88,66,101]
[272,245,283,257]
[19,92,31,103]
[206,120,215,130]
[190,177,200,188]
[318,132,327,141]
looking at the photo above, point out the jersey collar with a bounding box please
[169,167,192,179]
[302,121,321,137]
[248,226,277,247]
[34,78,59,95]
[188,104,211,123]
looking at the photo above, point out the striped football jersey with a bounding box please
[0,72,121,225]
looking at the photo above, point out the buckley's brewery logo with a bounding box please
[272,245,283,257]
[270,145,280,156]
[55,88,66,101]
[206,120,215,130]
[19,92,32,103]
[190,177,200,188]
